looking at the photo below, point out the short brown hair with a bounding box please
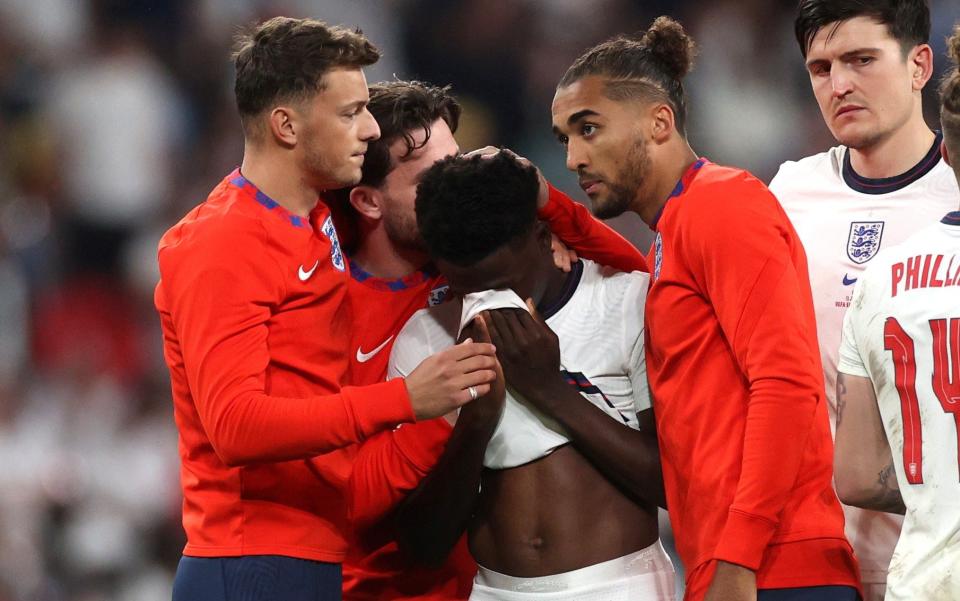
[358,81,461,189]
[794,0,930,59]
[232,16,380,135]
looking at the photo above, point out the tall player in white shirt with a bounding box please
[833,37,960,598]
[769,2,959,597]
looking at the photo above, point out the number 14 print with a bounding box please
[884,317,960,484]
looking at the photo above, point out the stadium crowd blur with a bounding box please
[0,0,958,599]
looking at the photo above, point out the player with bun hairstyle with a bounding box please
[831,23,960,601]
[545,16,861,601]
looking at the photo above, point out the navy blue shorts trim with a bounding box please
[172,555,341,601]
[759,585,860,601]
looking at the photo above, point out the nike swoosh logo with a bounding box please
[356,336,394,363]
[843,274,858,286]
[298,260,319,281]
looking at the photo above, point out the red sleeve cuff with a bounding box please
[392,417,454,473]
[341,378,416,440]
[713,509,779,570]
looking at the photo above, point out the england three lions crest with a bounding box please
[847,221,884,264]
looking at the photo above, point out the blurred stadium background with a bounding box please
[0,1,958,599]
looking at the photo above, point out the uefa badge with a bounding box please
[653,232,663,282]
[846,221,884,264]
[321,215,346,272]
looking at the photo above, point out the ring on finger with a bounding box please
[468,386,478,401]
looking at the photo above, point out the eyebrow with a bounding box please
[552,109,601,136]
[338,99,367,112]
[806,47,882,68]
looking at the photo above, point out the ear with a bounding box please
[650,102,676,144]
[349,186,384,221]
[942,140,952,168]
[267,105,299,147]
[909,44,934,92]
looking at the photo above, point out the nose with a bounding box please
[361,108,380,142]
[830,65,853,99]
[565,140,587,173]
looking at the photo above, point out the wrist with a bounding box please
[459,402,502,431]
[519,374,567,410]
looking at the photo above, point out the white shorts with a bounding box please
[468,540,675,601]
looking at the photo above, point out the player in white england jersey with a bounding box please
[832,25,960,601]
[769,2,960,597]
[388,152,674,601]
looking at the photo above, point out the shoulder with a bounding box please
[770,147,842,187]
[391,300,460,364]
[689,163,776,206]
[579,259,648,332]
[586,260,649,304]
[678,163,786,232]
[157,183,275,292]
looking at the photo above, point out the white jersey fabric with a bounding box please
[387,259,651,469]
[837,212,960,601]
[470,540,675,601]
[770,134,959,587]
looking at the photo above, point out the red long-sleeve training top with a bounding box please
[154,169,415,562]
[644,159,859,598]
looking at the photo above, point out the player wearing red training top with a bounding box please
[549,17,860,601]
[337,81,471,601]
[337,81,649,600]
[155,19,499,601]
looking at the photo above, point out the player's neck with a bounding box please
[351,224,429,279]
[847,115,935,180]
[537,261,575,314]
[240,146,320,218]
[635,141,699,226]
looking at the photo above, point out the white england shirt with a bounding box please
[770,134,959,583]
[838,212,960,601]
[387,259,651,469]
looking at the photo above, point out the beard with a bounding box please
[382,203,426,251]
[592,137,651,220]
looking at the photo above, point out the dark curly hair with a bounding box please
[415,152,539,267]
[558,16,697,135]
[232,17,380,136]
[358,81,461,189]
[794,0,930,58]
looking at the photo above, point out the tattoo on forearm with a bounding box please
[836,374,848,428]
[870,462,906,514]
